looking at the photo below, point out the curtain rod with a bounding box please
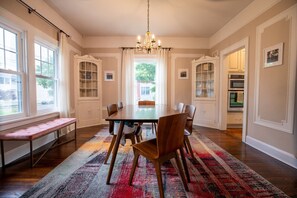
[17,0,70,37]
[121,47,172,50]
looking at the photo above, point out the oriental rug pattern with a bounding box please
[21,127,288,198]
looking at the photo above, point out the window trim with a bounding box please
[0,23,26,122]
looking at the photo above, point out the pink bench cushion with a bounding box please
[0,118,76,141]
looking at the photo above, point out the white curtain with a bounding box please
[155,49,168,105]
[122,49,136,105]
[58,32,70,118]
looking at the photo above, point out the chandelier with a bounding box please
[136,0,161,54]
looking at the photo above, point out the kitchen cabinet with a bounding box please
[74,55,102,128]
[227,49,245,72]
[192,56,219,129]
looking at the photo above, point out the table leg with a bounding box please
[106,121,124,184]
[1,140,5,169]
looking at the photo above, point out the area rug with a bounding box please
[20,127,288,198]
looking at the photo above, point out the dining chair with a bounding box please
[177,102,185,113]
[138,100,157,133]
[129,113,189,198]
[184,104,196,159]
[138,100,155,105]
[104,104,136,164]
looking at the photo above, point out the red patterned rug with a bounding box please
[20,127,288,198]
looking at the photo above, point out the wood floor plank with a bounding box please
[0,125,296,197]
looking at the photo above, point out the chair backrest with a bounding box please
[118,101,123,109]
[177,102,185,113]
[107,104,118,134]
[138,100,155,105]
[184,104,196,135]
[156,113,188,156]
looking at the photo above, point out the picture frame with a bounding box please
[104,71,115,81]
[178,68,188,79]
[264,42,283,68]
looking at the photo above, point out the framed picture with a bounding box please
[264,42,283,68]
[104,71,114,81]
[178,69,188,79]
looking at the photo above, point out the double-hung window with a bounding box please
[34,42,57,111]
[0,25,23,118]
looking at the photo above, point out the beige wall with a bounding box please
[0,0,57,40]
[210,0,297,155]
[174,57,195,105]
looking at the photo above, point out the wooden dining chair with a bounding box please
[184,104,196,159]
[138,100,155,105]
[104,104,136,164]
[177,102,185,113]
[138,100,157,133]
[129,113,189,198]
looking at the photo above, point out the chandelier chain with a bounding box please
[147,0,150,32]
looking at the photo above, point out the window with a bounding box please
[34,42,57,111]
[134,60,156,101]
[0,26,23,117]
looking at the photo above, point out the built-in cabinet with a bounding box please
[74,55,102,128]
[227,48,245,72]
[192,56,219,129]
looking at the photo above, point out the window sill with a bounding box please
[0,112,60,131]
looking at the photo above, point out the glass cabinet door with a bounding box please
[79,61,98,97]
[195,62,214,98]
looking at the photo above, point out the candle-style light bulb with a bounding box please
[137,36,141,42]
[158,40,161,46]
[152,34,155,41]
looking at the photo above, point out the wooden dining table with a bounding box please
[105,104,190,184]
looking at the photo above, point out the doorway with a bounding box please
[218,37,249,142]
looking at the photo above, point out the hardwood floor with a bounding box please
[0,125,297,197]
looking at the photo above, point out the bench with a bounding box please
[0,118,77,168]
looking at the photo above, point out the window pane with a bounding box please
[35,60,41,75]
[135,62,156,101]
[4,30,17,52]
[48,64,55,77]
[36,77,55,110]
[5,50,17,71]
[41,62,49,76]
[0,49,4,69]
[49,50,54,64]
[35,43,40,60]
[0,73,22,116]
[41,46,48,62]
[0,28,3,48]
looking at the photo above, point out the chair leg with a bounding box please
[185,136,195,159]
[151,123,155,134]
[136,135,141,143]
[129,151,140,185]
[130,135,136,145]
[184,140,189,154]
[175,151,189,191]
[153,161,164,198]
[179,148,191,183]
[104,135,117,164]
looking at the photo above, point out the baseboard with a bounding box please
[0,134,55,167]
[246,136,297,169]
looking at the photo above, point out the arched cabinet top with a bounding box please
[74,54,102,63]
[192,56,219,64]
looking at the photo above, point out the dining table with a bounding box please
[105,104,190,184]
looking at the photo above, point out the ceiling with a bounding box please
[44,0,254,38]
